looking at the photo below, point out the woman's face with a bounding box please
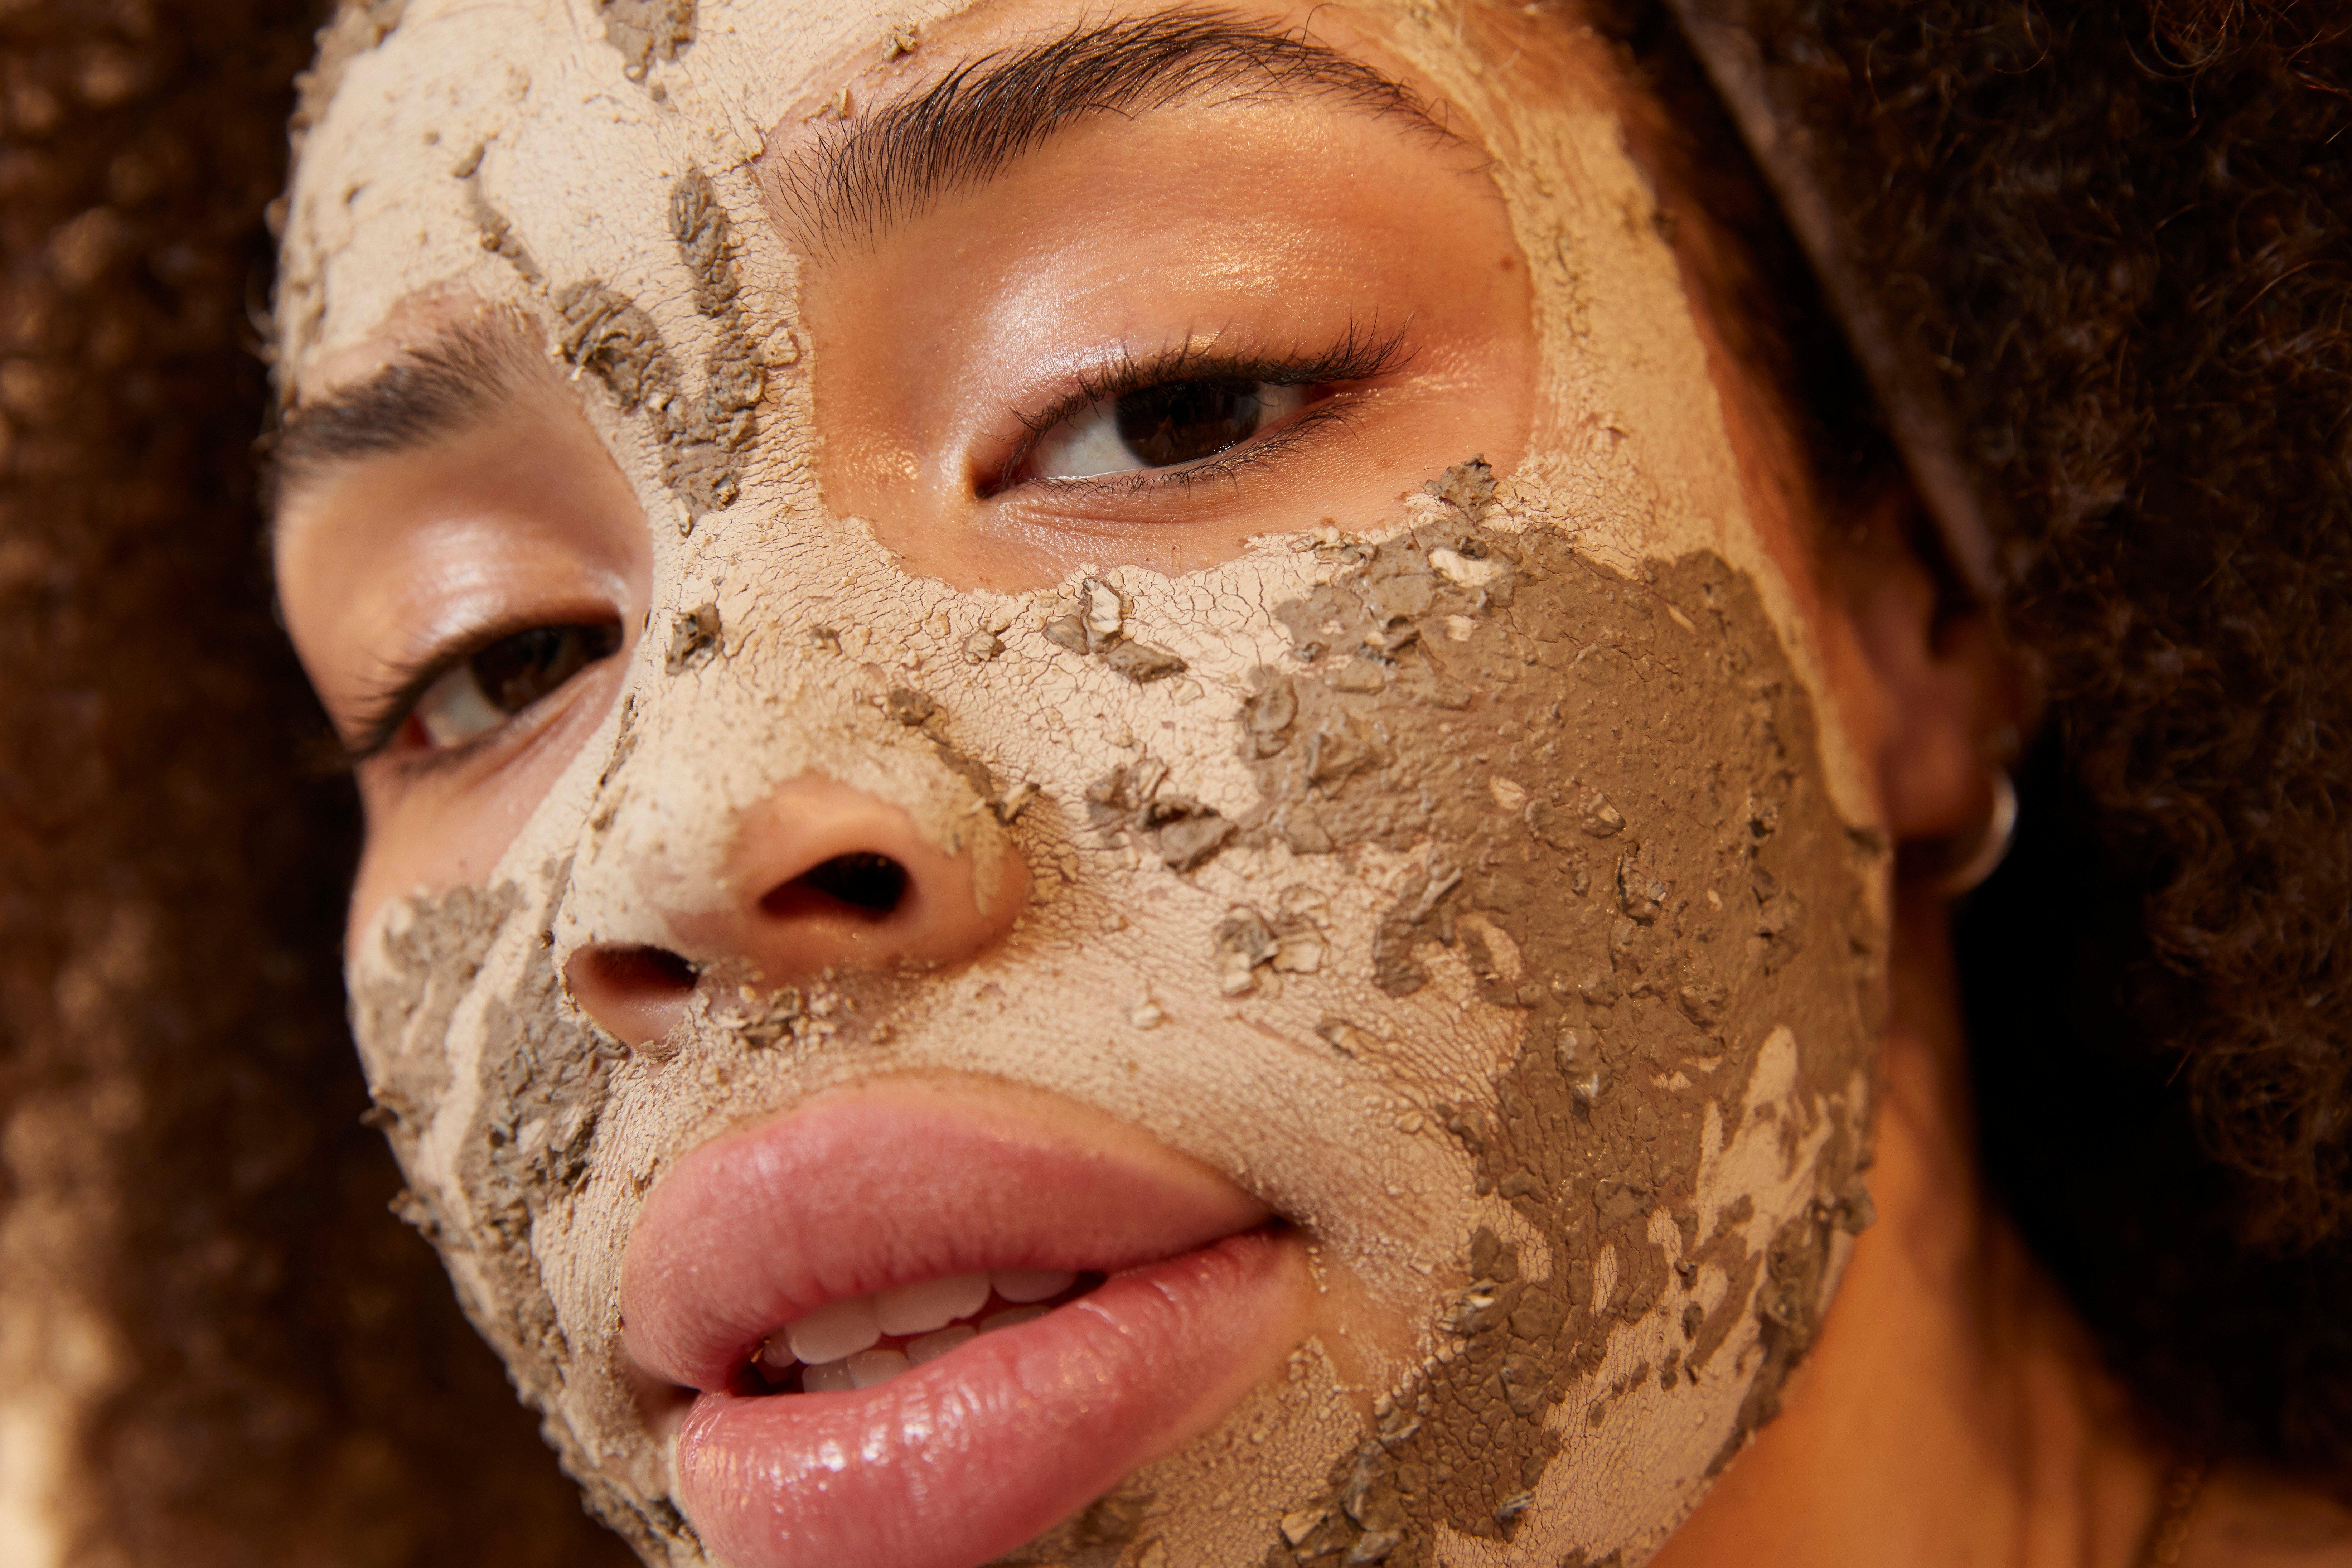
[272,1,1889,1564]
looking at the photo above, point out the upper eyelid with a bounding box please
[1023,320,1416,431]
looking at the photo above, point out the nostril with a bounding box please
[804,852,911,914]
[575,942,698,996]
[566,943,698,1050]
[762,852,910,921]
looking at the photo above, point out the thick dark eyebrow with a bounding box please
[771,10,1452,250]
[267,317,544,500]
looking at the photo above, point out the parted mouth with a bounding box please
[618,1078,1278,1392]
[618,1078,1310,1568]
[741,1265,1103,1393]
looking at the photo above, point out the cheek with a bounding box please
[345,659,633,947]
[1177,484,1883,1559]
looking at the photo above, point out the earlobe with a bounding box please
[1836,488,2021,850]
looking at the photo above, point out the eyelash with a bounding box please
[340,618,618,773]
[983,317,1415,497]
[337,328,1405,766]
[342,665,463,773]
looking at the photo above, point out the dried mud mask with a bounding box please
[277,2,1889,1565]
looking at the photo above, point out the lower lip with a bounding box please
[675,1228,1303,1568]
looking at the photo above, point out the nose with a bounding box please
[567,774,1029,1046]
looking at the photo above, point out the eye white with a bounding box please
[1029,398,1145,480]
[413,664,505,749]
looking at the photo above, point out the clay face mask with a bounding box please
[271,2,1888,1565]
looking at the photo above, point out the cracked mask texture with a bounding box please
[287,1,1890,1564]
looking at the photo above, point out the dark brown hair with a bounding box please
[0,0,633,1559]
[1603,0,2352,1487]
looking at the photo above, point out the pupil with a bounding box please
[1113,378,1264,469]
[471,624,618,715]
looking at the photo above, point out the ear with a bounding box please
[1830,488,2022,849]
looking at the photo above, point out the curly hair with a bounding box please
[0,0,635,1560]
[1661,0,2352,1482]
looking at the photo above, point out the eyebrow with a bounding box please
[272,14,1442,489]
[772,10,1451,249]
[268,316,543,500]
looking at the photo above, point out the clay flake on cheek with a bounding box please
[1209,474,1883,1568]
[348,873,689,1548]
[341,461,1884,1568]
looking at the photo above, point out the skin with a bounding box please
[269,0,2346,1563]
[802,68,1531,587]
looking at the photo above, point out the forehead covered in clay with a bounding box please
[278,0,1860,623]
[277,1,1891,1564]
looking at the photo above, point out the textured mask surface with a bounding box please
[289,1,1888,1562]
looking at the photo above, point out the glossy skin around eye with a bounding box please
[798,82,1534,590]
[274,366,649,915]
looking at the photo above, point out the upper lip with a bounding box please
[620,1077,1275,1393]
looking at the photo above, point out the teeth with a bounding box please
[772,1269,1085,1386]
[980,1303,1050,1333]
[874,1272,991,1335]
[802,1359,856,1393]
[906,1325,976,1365]
[991,1268,1076,1304]
[785,1296,881,1365]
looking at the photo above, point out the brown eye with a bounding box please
[1017,379,1309,483]
[412,623,621,750]
[1115,378,1283,468]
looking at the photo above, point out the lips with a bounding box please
[621,1080,1311,1568]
